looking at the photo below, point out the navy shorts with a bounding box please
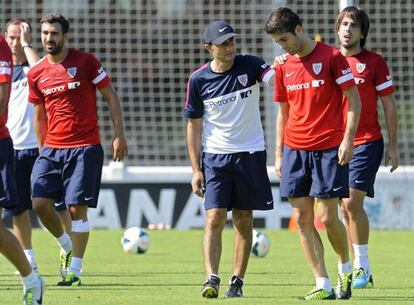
[0,137,18,209]
[202,151,273,211]
[349,138,384,198]
[31,144,104,208]
[3,148,67,217]
[280,145,349,199]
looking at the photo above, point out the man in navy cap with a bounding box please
[184,20,275,298]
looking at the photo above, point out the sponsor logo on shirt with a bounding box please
[287,80,325,92]
[0,60,10,67]
[205,95,237,109]
[341,67,352,75]
[354,77,365,84]
[68,81,81,89]
[41,85,65,96]
[204,88,252,109]
[287,82,310,92]
[311,80,325,87]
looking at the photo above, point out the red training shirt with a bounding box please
[274,42,355,150]
[0,35,12,139]
[342,49,395,146]
[28,48,110,148]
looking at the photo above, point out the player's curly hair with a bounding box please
[264,7,302,35]
[336,6,370,48]
[40,13,70,34]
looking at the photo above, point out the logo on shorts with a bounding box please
[333,186,343,192]
[266,200,273,205]
[85,196,94,201]
[355,179,365,183]
[237,74,248,86]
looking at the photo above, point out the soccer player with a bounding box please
[336,6,399,288]
[4,18,72,275]
[0,32,44,305]
[264,8,361,300]
[185,20,274,298]
[28,13,128,286]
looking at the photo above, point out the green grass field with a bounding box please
[1,229,414,305]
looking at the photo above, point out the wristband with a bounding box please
[22,44,32,49]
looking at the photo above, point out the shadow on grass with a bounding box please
[356,296,414,301]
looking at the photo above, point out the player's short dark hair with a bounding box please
[336,6,370,48]
[40,13,70,33]
[264,7,302,35]
[5,18,32,33]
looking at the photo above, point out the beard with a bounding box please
[44,40,64,55]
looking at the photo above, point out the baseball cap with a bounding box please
[203,20,240,45]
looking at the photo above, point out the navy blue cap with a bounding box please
[203,20,240,45]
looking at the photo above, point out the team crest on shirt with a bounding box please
[237,74,248,86]
[356,63,366,74]
[312,63,322,75]
[67,67,77,78]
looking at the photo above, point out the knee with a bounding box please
[33,200,52,217]
[232,210,252,231]
[294,210,314,232]
[341,199,364,220]
[318,211,339,228]
[205,210,227,232]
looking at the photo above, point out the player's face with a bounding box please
[41,22,66,55]
[270,31,301,55]
[5,24,23,56]
[338,16,363,49]
[209,37,236,63]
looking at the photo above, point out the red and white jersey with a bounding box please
[28,48,110,148]
[342,49,395,145]
[274,42,355,150]
[0,35,12,139]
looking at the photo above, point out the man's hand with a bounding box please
[275,155,282,177]
[338,138,353,166]
[385,146,399,172]
[191,169,205,197]
[112,136,128,161]
[20,22,32,46]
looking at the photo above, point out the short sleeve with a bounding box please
[0,45,12,84]
[273,64,287,103]
[244,55,274,84]
[88,54,111,89]
[184,74,204,119]
[330,49,355,90]
[374,56,395,96]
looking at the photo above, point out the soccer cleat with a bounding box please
[298,288,336,301]
[352,268,374,288]
[23,275,44,305]
[201,275,220,298]
[57,272,81,286]
[224,275,243,298]
[59,249,72,278]
[336,272,352,299]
